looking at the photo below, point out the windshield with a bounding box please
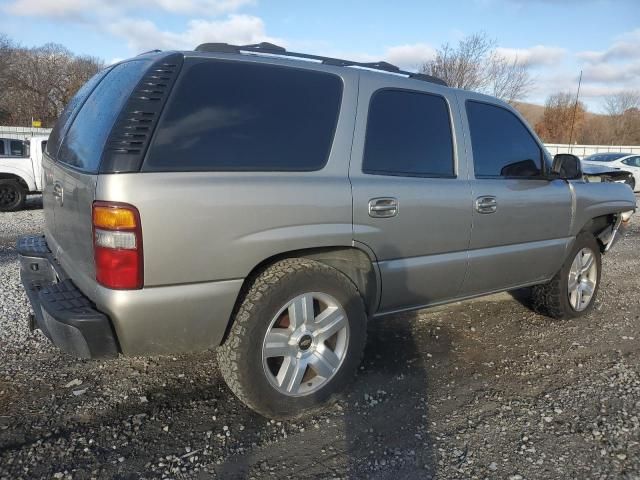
[582,153,630,162]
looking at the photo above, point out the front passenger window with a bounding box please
[466,100,543,178]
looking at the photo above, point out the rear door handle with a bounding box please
[53,182,63,205]
[475,195,497,214]
[368,197,398,218]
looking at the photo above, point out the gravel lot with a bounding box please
[1,196,640,479]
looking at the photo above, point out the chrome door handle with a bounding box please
[52,182,63,205]
[475,195,497,214]
[368,197,398,218]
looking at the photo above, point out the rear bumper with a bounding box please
[17,235,119,359]
[18,235,245,357]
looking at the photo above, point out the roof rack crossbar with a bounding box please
[194,42,447,86]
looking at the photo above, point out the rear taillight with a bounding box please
[92,201,143,290]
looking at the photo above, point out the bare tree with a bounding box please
[421,32,533,103]
[603,90,640,145]
[534,92,587,144]
[486,54,534,104]
[0,36,104,127]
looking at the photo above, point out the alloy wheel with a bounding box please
[261,292,349,396]
[567,247,598,311]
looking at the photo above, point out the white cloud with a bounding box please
[577,29,640,62]
[582,60,640,84]
[325,43,436,71]
[3,0,254,18]
[494,45,566,66]
[107,14,283,53]
[383,43,436,70]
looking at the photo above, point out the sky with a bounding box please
[1,0,638,111]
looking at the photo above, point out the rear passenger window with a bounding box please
[363,89,454,177]
[466,101,542,178]
[144,60,343,172]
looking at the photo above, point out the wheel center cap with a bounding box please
[298,335,313,351]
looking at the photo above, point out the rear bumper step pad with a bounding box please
[18,235,119,359]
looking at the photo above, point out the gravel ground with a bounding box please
[1,195,640,479]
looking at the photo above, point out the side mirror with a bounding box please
[552,153,582,180]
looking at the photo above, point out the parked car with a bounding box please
[17,43,636,419]
[581,152,640,191]
[0,135,48,211]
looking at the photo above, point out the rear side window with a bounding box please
[46,68,110,158]
[144,60,343,172]
[363,89,454,177]
[58,60,150,172]
[466,101,542,178]
[0,140,5,156]
[10,140,25,156]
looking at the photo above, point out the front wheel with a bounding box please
[531,233,601,319]
[217,258,367,419]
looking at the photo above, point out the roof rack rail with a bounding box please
[137,49,162,56]
[194,42,447,87]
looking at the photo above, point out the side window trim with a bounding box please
[362,87,457,179]
[465,99,546,180]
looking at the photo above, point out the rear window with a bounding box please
[57,60,150,172]
[46,68,110,158]
[143,60,343,172]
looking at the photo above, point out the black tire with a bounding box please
[531,233,602,319]
[217,258,367,419]
[0,179,26,212]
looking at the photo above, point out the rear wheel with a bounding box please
[217,258,367,419]
[0,179,26,212]
[531,233,601,319]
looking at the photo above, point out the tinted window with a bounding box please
[363,89,454,177]
[46,68,110,158]
[144,60,343,172]
[10,140,25,156]
[0,140,5,156]
[467,101,542,178]
[58,60,149,172]
[623,156,640,168]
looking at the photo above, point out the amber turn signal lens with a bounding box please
[93,206,137,229]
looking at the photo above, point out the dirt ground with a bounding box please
[1,196,639,479]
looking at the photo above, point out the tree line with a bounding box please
[0,32,638,145]
[534,91,640,146]
[0,34,103,127]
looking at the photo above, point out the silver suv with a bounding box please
[17,43,636,418]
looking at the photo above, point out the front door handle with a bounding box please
[475,195,497,214]
[368,197,398,218]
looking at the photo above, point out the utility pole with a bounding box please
[568,70,582,153]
